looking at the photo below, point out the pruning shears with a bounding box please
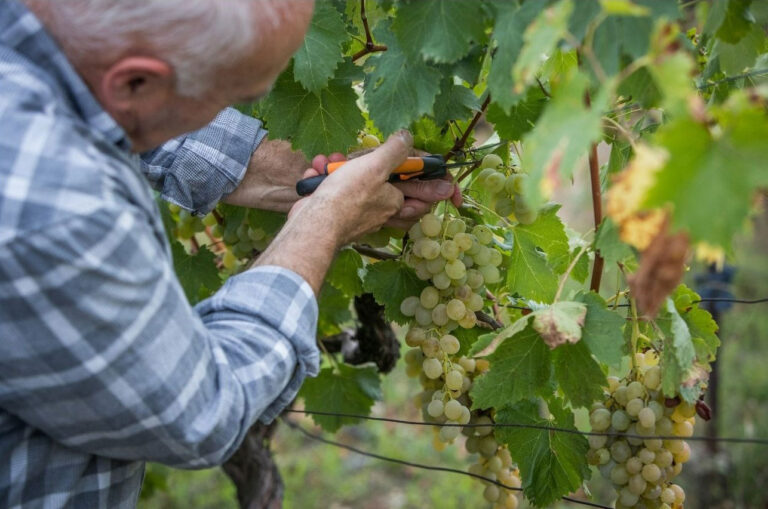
[295,155,477,196]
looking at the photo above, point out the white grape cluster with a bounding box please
[588,351,693,509]
[475,154,539,225]
[400,212,521,509]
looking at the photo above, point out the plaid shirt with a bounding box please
[0,2,320,508]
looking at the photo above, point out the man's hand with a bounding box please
[255,132,413,293]
[225,138,461,229]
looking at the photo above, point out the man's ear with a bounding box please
[100,57,174,115]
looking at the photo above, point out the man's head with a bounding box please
[25,0,315,151]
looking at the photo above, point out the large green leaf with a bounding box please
[553,341,606,408]
[470,325,552,409]
[362,260,428,325]
[392,0,487,64]
[364,20,442,135]
[171,242,222,304]
[261,62,363,157]
[644,102,768,245]
[594,217,635,267]
[486,86,548,141]
[326,248,364,297]
[488,1,549,112]
[432,79,481,125]
[506,206,570,303]
[495,399,591,507]
[317,283,353,336]
[574,291,626,368]
[292,1,347,92]
[520,71,607,209]
[299,364,382,432]
[656,299,696,397]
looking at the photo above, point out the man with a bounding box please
[0,0,458,507]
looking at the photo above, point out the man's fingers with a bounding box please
[394,178,455,203]
[361,131,412,181]
[303,168,320,179]
[311,155,329,173]
[328,152,346,163]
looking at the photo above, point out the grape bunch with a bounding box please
[400,212,521,508]
[588,351,693,509]
[475,154,539,225]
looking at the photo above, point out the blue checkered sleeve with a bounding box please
[0,199,319,468]
[141,107,267,215]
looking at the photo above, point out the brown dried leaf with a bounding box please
[629,219,690,317]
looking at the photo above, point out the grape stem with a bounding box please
[317,335,341,372]
[189,236,200,255]
[587,140,604,293]
[554,245,587,302]
[353,244,400,260]
[446,94,492,161]
[351,0,387,61]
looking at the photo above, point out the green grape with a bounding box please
[503,174,518,195]
[467,292,484,312]
[514,206,538,225]
[458,406,471,425]
[588,435,608,449]
[483,484,500,503]
[644,438,663,451]
[660,487,676,504]
[446,299,467,321]
[673,420,693,438]
[420,239,441,260]
[223,230,239,245]
[408,222,425,240]
[431,304,449,326]
[211,224,223,238]
[404,348,423,366]
[454,232,473,251]
[439,334,460,355]
[643,365,661,390]
[176,223,194,240]
[458,311,477,329]
[628,474,647,496]
[486,455,503,474]
[361,133,381,148]
[433,271,452,290]
[610,441,631,463]
[638,407,656,428]
[444,399,463,420]
[641,464,661,483]
[644,485,662,500]
[478,435,498,457]
[637,448,655,464]
[611,410,632,431]
[168,203,182,214]
[400,296,420,317]
[488,248,503,267]
[423,358,443,379]
[494,195,515,217]
[626,398,644,417]
[511,173,527,195]
[232,241,252,258]
[474,416,493,437]
[454,284,472,301]
[445,259,467,279]
[476,167,497,186]
[483,172,506,193]
[446,218,466,236]
[414,263,431,281]
[461,254,474,268]
[625,457,643,474]
[648,400,664,421]
[421,337,441,358]
[248,227,266,241]
[472,225,493,245]
[459,357,476,373]
[441,239,460,261]
[426,256,446,274]
[440,423,461,442]
[618,487,639,507]
[466,269,484,290]
[610,464,630,485]
[480,153,503,170]
[627,381,646,400]
[222,251,237,270]
[420,213,442,237]
[479,265,501,284]
[420,286,440,309]
[427,399,444,418]
[414,306,433,326]
[445,369,463,390]
[590,408,611,431]
[465,436,480,454]
[202,213,218,227]
[466,239,481,256]
[671,484,686,504]
[474,246,492,266]
[405,328,425,347]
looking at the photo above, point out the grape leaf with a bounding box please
[411,117,455,155]
[593,16,653,76]
[326,248,364,297]
[432,79,481,125]
[594,217,635,266]
[453,327,485,357]
[711,23,765,75]
[574,291,626,368]
[298,363,382,432]
[171,242,222,304]
[553,341,607,408]
[569,248,590,284]
[392,0,487,64]
[531,301,587,349]
[644,103,768,245]
[505,206,570,303]
[261,62,363,157]
[486,86,548,141]
[362,260,428,325]
[247,208,286,237]
[513,0,574,95]
[521,71,607,210]
[470,324,552,409]
[656,299,696,396]
[488,1,549,112]
[716,0,755,44]
[673,285,720,363]
[317,283,353,336]
[292,1,347,92]
[364,20,442,136]
[495,398,591,507]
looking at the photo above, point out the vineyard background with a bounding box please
[138,0,768,507]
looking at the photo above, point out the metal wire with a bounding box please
[285,409,768,446]
[505,296,768,311]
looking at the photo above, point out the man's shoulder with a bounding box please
[0,56,141,244]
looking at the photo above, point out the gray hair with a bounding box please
[27,0,290,96]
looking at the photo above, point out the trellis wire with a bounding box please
[285,409,768,446]
[282,418,613,509]
[505,296,768,311]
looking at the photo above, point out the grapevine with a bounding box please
[159,1,768,507]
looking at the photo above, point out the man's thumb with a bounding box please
[364,130,412,181]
